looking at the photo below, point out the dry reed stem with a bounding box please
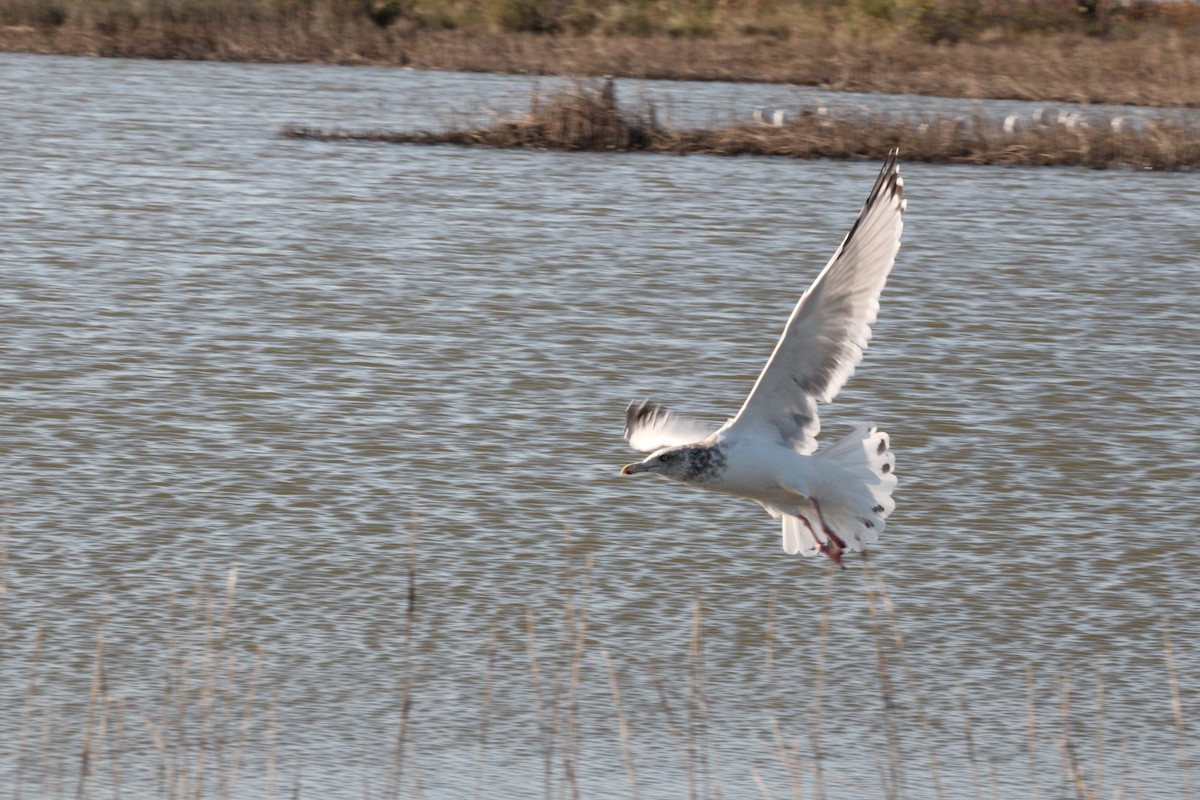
[14,628,45,800]
[687,597,721,799]
[868,571,944,800]
[106,695,127,797]
[788,758,875,798]
[402,741,427,800]
[687,600,702,799]
[1163,626,1196,799]
[524,607,550,800]
[768,714,804,800]
[180,566,238,800]
[283,82,1200,170]
[474,623,499,800]
[266,702,278,800]
[1026,665,1040,800]
[1093,674,1105,800]
[385,522,418,800]
[40,711,62,799]
[810,570,835,800]
[762,589,806,800]
[565,616,582,795]
[863,580,900,800]
[648,666,695,800]
[1055,671,1099,800]
[203,567,239,800]
[157,589,182,796]
[552,544,590,800]
[763,589,775,683]
[750,765,774,800]
[76,606,108,800]
[601,648,639,800]
[574,557,594,791]
[143,714,172,798]
[521,540,592,800]
[0,501,9,602]
[548,588,572,797]
[386,662,412,794]
[152,569,265,800]
[224,647,264,798]
[1118,736,1132,800]
[956,687,981,799]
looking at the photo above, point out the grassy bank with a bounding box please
[2,0,1200,107]
[282,80,1200,169]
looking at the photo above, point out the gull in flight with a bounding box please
[620,151,905,565]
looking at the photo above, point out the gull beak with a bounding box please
[621,462,646,476]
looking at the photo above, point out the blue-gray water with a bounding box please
[1,52,1198,799]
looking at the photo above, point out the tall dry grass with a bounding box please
[1,0,1200,107]
[3,568,267,800]
[1,509,1196,798]
[282,80,1200,169]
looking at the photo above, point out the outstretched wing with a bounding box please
[724,150,906,454]
[624,400,716,452]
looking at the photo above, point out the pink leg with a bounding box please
[801,505,844,568]
[809,499,846,567]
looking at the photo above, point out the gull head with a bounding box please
[621,447,692,480]
[621,443,726,486]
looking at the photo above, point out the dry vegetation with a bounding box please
[282,79,1200,169]
[2,0,1200,107]
[1,548,1195,798]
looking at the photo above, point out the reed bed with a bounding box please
[282,81,1200,169]
[1,516,1196,799]
[3,568,267,800]
[2,0,1200,108]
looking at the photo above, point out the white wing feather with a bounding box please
[724,150,906,454]
[624,400,716,452]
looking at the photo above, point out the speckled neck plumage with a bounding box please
[683,443,727,485]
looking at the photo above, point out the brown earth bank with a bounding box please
[2,0,1200,107]
[282,80,1200,169]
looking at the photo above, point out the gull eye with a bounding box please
[661,452,674,463]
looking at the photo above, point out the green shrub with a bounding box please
[907,0,985,43]
[562,4,600,33]
[488,0,564,32]
[363,0,407,26]
[856,0,897,21]
[739,21,792,39]
[667,9,715,37]
[609,3,656,35]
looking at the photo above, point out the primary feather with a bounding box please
[624,400,716,453]
[725,149,906,453]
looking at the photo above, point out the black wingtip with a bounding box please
[869,149,902,202]
[624,399,665,440]
[863,149,904,222]
[835,150,904,257]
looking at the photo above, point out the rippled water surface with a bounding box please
[2,52,1198,799]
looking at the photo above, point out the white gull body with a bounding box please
[620,152,906,564]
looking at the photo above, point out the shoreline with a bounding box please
[3,24,1199,109]
[283,81,1199,171]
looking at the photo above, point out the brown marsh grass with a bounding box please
[282,80,1200,169]
[1,516,1196,799]
[2,0,1200,107]
[5,568,268,800]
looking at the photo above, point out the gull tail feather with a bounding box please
[815,424,897,550]
[762,424,896,558]
[781,513,824,557]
